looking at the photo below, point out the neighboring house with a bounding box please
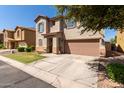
[35,15,106,56]
[3,29,15,49]
[0,32,3,43]
[117,29,124,52]
[3,26,36,49]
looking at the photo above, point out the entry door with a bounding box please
[11,42,15,49]
[47,38,53,53]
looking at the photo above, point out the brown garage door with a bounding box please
[65,39,100,56]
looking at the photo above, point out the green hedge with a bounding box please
[106,63,124,84]
[17,46,34,52]
[25,47,32,52]
[0,43,4,49]
[30,46,35,51]
[17,47,25,52]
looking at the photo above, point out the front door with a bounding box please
[47,38,53,53]
[11,42,15,49]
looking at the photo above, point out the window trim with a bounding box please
[38,22,44,33]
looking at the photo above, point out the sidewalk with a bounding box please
[0,49,17,54]
[0,54,98,88]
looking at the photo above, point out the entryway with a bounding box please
[11,42,15,49]
[47,38,53,53]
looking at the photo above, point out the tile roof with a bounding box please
[15,26,35,31]
[34,15,64,23]
[3,29,15,32]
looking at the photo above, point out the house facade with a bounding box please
[117,29,124,52]
[35,15,106,56]
[3,26,36,49]
[3,29,15,49]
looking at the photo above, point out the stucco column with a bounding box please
[52,37,59,54]
[99,39,106,57]
[43,38,47,52]
[8,42,11,49]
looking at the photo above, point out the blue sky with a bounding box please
[104,28,117,41]
[0,5,116,41]
[0,5,57,29]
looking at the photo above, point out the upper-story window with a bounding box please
[66,19,76,29]
[38,22,44,33]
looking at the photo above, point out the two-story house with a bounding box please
[3,29,15,49]
[3,26,36,49]
[35,15,106,56]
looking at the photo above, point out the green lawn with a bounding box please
[4,52,45,64]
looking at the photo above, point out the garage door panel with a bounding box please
[65,39,99,56]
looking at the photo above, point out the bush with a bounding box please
[106,63,124,84]
[30,46,35,51]
[25,47,32,52]
[0,43,4,49]
[18,47,25,52]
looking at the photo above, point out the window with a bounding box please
[66,19,76,29]
[38,22,44,33]
[39,39,42,46]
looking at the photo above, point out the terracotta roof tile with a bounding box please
[3,29,15,32]
[15,26,35,31]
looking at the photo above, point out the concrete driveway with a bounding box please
[31,54,99,87]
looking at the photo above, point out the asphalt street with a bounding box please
[0,60,55,88]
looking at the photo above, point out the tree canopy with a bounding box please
[55,6,124,33]
[110,36,117,44]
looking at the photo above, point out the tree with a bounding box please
[55,6,124,33]
[110,36,117,44]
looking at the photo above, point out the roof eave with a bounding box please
[34,15,49,23]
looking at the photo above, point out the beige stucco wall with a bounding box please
[50,20,61,33]
[15,28,25,40]
[63,22,103,40]
[3,31,7,42]
[99,39,106,57]
[3,30,14,48]
[117,29,124,52]
[36,18,47,52]
[52,37,58,53]
[14,28,36,47]
[24,29,36,47]
[3,31,7,48]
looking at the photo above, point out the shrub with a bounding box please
[2,46,6,49]
[30,46,35,51]
[25,47,32,52]
[0,43,4,49]
[106,63,124,84]
[18,47,25,52]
